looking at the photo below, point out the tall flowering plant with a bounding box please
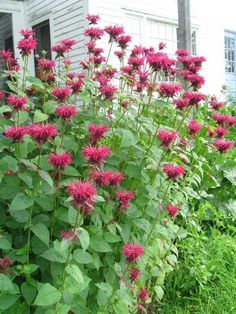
[0,15,235,313]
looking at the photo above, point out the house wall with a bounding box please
[24,0,88,73]
[88,0,236,97]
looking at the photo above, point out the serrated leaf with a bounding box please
[31,223,49,246]
[73,249,93,264]
[90,235,112,252]
[33,109,48,123]
[78,227,90,250]
[10,193,34,211]
[120,130,138,147]
[65,264,84,285]
[38,169,54,187]
[34,283,61,306]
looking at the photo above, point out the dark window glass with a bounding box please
[33,19,51,73]
[4,36,14,55]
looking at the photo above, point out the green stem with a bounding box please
[60,210,82,289]
[26,204,34,279]
[145,180,172,245]
[105,41,113,68]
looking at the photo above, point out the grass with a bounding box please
[159,224,236,314]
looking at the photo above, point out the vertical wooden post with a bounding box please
[177,0,191,51]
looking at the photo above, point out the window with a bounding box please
[146,20,178,56]
[124,14,197,56]
[225,35,235,73]
[124,15,142,45]
[4,36,14,54]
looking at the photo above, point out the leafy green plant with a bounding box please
[0,16,235,313]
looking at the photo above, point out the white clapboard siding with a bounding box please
[0,13,13,89]
[24,0,88,74]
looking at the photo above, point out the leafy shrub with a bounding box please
[0,16,235,313]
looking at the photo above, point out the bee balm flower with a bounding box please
[122,243,144,263]
[163,163,185,180]
[4,126,28,143]
[49,152,72,171]
[83,146,110,165]
[67,180,96,215]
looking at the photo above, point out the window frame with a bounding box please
[124,12,198,55]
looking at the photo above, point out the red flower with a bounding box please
[7,57,20,72]
[129,268,141,282]
[52,44,69,57]
[88,124,109,144]
[55,105,77,122]
[215,127,228,138]
[84,27,104,40]
[28,123,58,145]
[214,139,234,154]
[227,115,236,127]
[176,48,190,57]
[49,152,72,171]
[17,33,37,56]
[174,98,189,110]
[166,204,180,217]
[157,129,178,147]
[104,25,124,41]
[52,87,72,102]
[213,113,228,125]
[163,163,185,180]
[137,288,149,303]
[159,42,166,50]
[188,120,203,135]
[114,50,125,59]
[4,126,28,142]
[20,29,34,39]
[83,146,110,165]
[210,97,225,110]
[60,39,76,50]
[67,180,96,214]
[38,59,56,72]
[86,14,100,25]
[182,72,205,89]
[183,91,205,106]
[0,49,13,62]
[159,82,182,98]
[99,85,117,101]
[147,52,175,74]
[208,128,215,137]
[60,229,79,242]
[67,79,84,94]
[122,243,144,263]
[0,91,5,100]
[7,95,28,111]
[117,35,132,49]
[91,170,124,186]
[128,56,144,69]
[116,190,134,210]
[0,257,13,269]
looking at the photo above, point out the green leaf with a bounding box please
[65,264,84,285]
[154,286,164,300]
[38,170,54,187]
[125,164,141,178]
[43,100,57,114]
[0,274,14,291]
[0,156,18,172]
[0,295,19,310]
[96,282,113,307]
[26,76,44,89]
[18,111,29,124]
[10,192,34,211]
[21,282,37,305]
[31,223,49,247]
[223,166,236,185]
[90,235,112,252]
[33,109,49,123]
[34,283,61,306]
[0,105,11,114]
[78,228,90,250]
[120,130,138,147]
[18,172,33,187]
[133,219,151,231]
[64,166,80,176]
[104,232,121,243]
[73,249,93,264]
[0,236,12,249]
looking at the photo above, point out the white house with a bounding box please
[0,0,236,97]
